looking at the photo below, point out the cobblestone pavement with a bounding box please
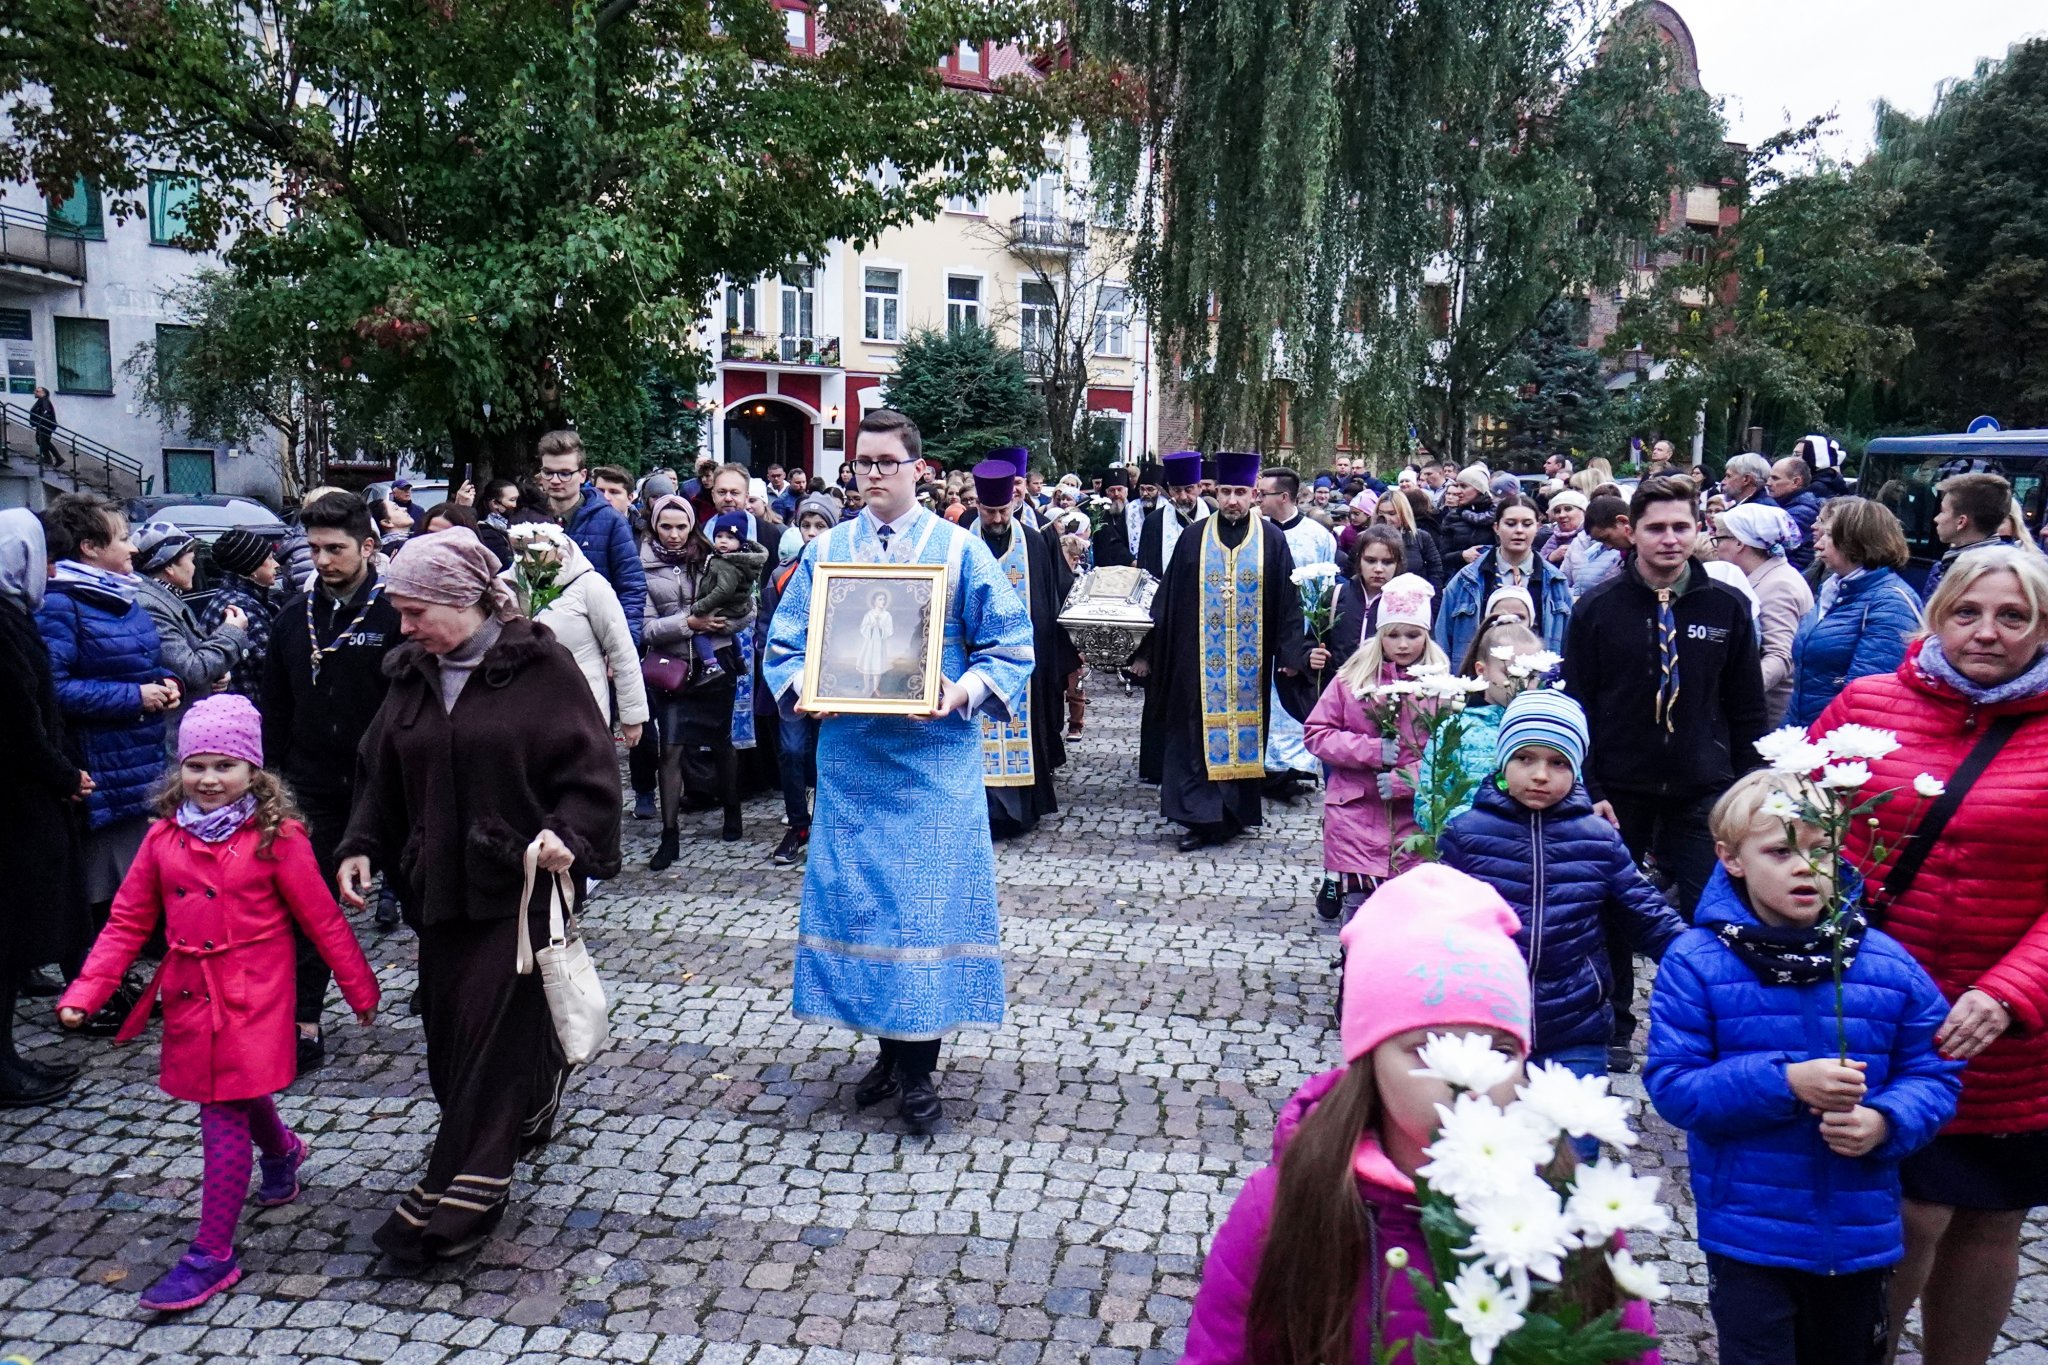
[4,689,2044,1364]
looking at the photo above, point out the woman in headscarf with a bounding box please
[0,509,91,1106]
[1711,502,1815,726]
[335,528,620,1264]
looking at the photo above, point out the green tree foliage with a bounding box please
[1864,40,2048,429]
[1611,123,1935,458]
[1499,301,1609,461]
[1074,0,1723,457]
[1,0,1080,473]
[882,324,1044,468]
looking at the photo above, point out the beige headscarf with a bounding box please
[384,527,521,621]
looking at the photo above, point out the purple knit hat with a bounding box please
[177,694,265,768]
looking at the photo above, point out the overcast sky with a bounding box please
[1679,0,2047,160]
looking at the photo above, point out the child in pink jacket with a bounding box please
[1304,573,1445,923]
[1181,866,1664,1365]
[59,694,380,1313]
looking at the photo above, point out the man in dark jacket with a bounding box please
[261,491,402,1066]
[539,430,648,646]
[1767,457,1824,572]
[1564,476,1767,1062]
[29,386,59,466]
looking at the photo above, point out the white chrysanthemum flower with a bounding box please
[1823,761,1872,790]
[1490,645,1516,660]
[1605,1248,1671,1303]
[1459,1179,1579,1286]
[1770,741,1832,776]
[1564,1160,1671,1241]
[1759,791,1802,821]
[1443,1262,1528,1365]
[1514,1064,1638,1149]
[1821,724,1902,762]
[1413,1032,1520,1094]
[1515,650,1563,673]
[1914,773,1946,799]
[1410,662,1451,677]
[1419,1094,1557,1205]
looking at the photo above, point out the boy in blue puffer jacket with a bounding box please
[1645,769,1961,1365]
[1439,689,1683,1155]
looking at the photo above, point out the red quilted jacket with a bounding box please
[1811,640,2048,1134]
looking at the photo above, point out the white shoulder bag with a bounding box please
[515,836,611,1067]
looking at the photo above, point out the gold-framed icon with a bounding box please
[799,561,948,715]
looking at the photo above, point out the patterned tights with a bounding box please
[193,1096,292,1259]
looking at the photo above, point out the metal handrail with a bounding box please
[0,204,87,279]
[0,400,150,497]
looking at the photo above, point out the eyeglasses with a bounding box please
[538,467,583,481]
[851,457,915,475]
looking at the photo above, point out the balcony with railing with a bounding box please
[720,331,841,368]
[1009,215,1089,255]
[0,205,88,286]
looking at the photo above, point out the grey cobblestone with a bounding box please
[3,692,2043,1362]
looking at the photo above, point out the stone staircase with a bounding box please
[0,401,149,507]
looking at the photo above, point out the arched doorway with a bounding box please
[724,398,811,476]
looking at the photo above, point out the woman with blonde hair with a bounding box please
[1369,483,1445,586]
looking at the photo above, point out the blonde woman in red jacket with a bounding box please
[1810,545,2048,1365]
[58,694,379,1314]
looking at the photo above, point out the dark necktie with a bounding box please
[877,523,894,554]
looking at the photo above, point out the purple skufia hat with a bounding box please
[1215,451,1262,489]
[972,457,1018,508]
[1162,451,1203,489]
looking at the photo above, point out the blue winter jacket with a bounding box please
[1433,547,1572,673]
[1785,567,1924,728]
[37,576,168,830]
[1440,782,1683,1056]
[562,484,648,648]
[1645,867,1962,1275]
[1778,488,1823,572]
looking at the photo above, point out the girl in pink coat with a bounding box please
[1304,573,1445,922]
[58,694,379,1313]
[1181,867,1664,1365]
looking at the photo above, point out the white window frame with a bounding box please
[946,274,984,333]
[1093,283,1131,358]
[1095,412,1130,463]
[1019,278,1058,362]
[863,264,904,344]
[780,265,815,341]
[725,280,759,334]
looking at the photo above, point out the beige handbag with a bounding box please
[515,837,611,1067]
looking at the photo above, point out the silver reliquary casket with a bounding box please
[1057,566,1159,674]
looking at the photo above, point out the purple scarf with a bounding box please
[175,793,258,843]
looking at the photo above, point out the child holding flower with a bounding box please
[1182,865,1664,1365]
[1415,616,1544,835]
[1303,573,1445,921]
[1644,768,1962,1365]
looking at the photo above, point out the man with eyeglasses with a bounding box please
[539,429,647,647]
[1129,450,1311,851]
[1257,466,1337,800]
[763,409,1035,1136]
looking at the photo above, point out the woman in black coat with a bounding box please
[1376,491,1446,588]
[0,509,90,1107]
[1435,473,1498,567]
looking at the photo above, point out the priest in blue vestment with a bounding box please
[1132,450,1313,852]
[762,410,1035,1134]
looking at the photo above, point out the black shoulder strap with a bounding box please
[1867,714,2024,926]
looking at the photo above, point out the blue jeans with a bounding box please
[1531,1044,1608,1163]
[779,712,817,829]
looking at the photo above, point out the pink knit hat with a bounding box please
[1377,572,1436,632]
[1337,865,1531,1065]
[177,693,265,768]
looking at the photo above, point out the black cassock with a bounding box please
[1090,516,1135,569]
[1135,504,1211,783]
[977,521,1080,838]
[1136,504,1206,580]
[1137,514,1313,839]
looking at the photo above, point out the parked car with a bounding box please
[123,494,288,613]
[1860,428,2048,590]
[360,478,450,510]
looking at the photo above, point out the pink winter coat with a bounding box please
[59,818,380,1103]
[1182,1068,1662,1365]
[1303,666,1425,876]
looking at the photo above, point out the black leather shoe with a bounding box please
[0,1062,72,1109]
[373,890,402,932]
[17,1056,81,1083]
[649,829,680,872]
[1607,1045,1637,1074]
[297,1028,326,1072]
[898,1073,940,1135]
[19,965,64,998]
[721,808,743,842]
[1176,832,1211,854]
[854,1055,899,1108]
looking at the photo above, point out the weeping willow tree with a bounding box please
[1076,0,1727,459]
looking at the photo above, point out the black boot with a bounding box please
[721,806,743,842]
[854,1052,900,1108]
[898,1072,940,1135]
[649,829,679,872]
[18,965,64,998]
[0,1061,69,1109]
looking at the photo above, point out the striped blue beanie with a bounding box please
[1494,689,1588,780]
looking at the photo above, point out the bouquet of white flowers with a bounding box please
[1750,723,1945,1062]
[1291,560,1343,687]
[1391,1033,1672,1365]
[506,522,571,618]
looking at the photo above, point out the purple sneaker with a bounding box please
[138,1250,242,1312]
[256,1133,308,1207]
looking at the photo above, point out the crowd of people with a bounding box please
[3,412,2046,1365]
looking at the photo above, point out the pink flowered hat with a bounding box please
[1378,572,1436,631]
